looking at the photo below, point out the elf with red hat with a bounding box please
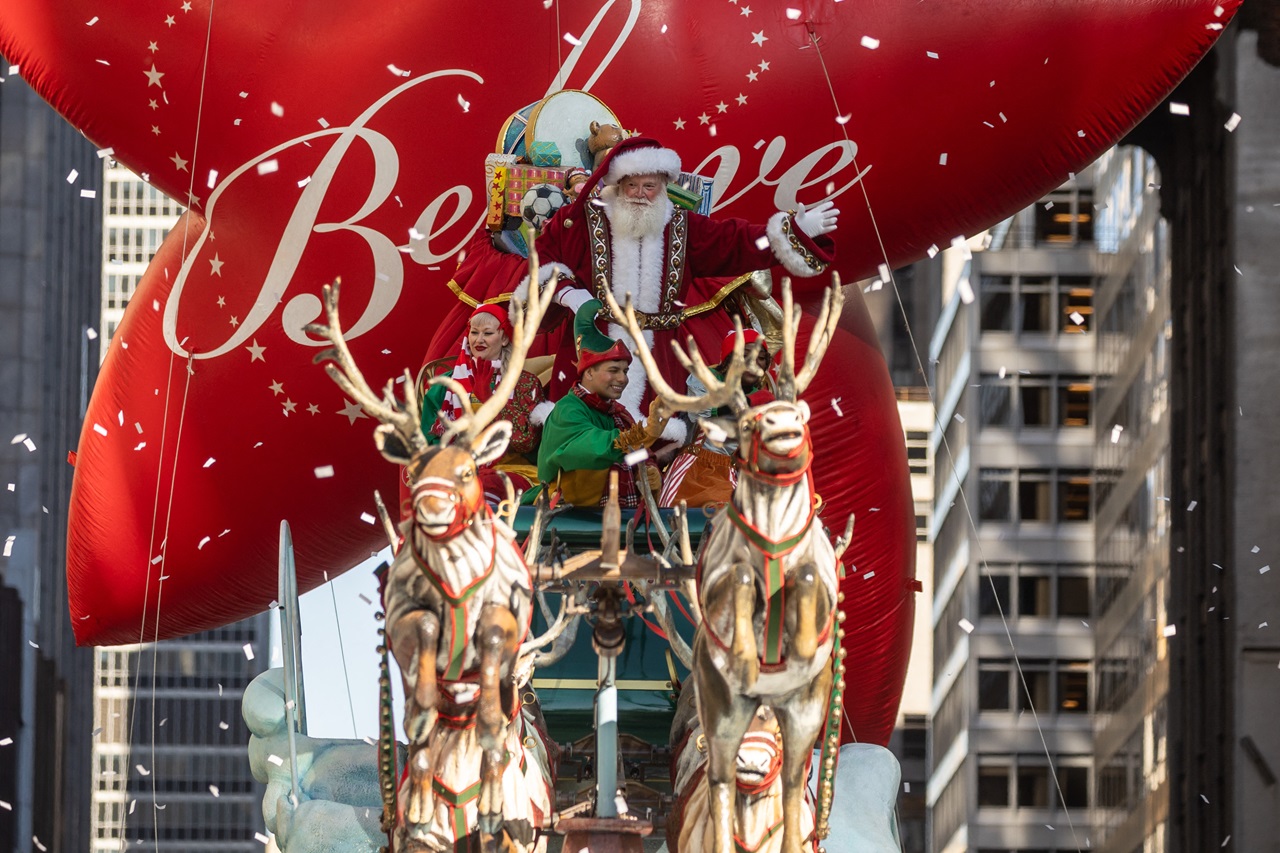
[516,135,839,446]
[413,303,552,506]
[536,301,670,508]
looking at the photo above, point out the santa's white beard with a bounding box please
[603,186,671,240]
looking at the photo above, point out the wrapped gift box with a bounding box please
[504,165,567,217]
[528,140,562,167]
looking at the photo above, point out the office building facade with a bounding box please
[926,171,1101,853]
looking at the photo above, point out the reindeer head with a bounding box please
[605,277,843,484]
[308,252,555,540]
[735,705,785,795]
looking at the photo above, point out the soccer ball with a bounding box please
[520,184,567,230]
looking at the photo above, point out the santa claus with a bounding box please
[517,135,840,444]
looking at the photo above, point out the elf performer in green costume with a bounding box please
[537,300,671,508]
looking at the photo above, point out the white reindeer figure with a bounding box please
[309,267,557,853]
[607,279,847,853]
[666,686,817,853]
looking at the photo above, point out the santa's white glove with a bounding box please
[795,200,840,238]
[557,286,594,314]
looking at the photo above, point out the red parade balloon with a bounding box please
[0,0,1233,745]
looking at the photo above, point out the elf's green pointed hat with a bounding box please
[574,299,632,374]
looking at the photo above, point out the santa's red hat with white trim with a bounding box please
[571,136,682,204]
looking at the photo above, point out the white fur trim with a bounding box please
[530,400,555,427]
[766,211,823,277]
[661,417,688,444]
[513,261,576,301]
[605,146,681,185]
[609,322,651,424]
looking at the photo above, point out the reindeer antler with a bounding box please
[307,278,427,457]
[602,287,753,417]
[434,240,557,447]
[776,275,845,402]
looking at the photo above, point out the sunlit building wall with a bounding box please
[926,172,1102,853]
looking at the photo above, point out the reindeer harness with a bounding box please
[700,432,836,669]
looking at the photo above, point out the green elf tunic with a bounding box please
[537,390,658,508]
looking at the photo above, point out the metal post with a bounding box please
[595,653,619,818]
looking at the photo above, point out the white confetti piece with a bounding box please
[1260,565,1271,575]
[1261,622,1269,629]
[1162,624,1177,637]
[926,244,939,258]
[387,63,410,77]
[198,536,211,550]
[257,159,279,175]
[8,433,25,444]
[1225,112,1241,132]
[135,764,150,776]
[958,617,974,634]
[835,113,851,125]
[270,101,284,116]
[4,536,13,558]
[96,147,114,158]
[831,397,844,417]
[0,801,9,811]
[360,512,376,524]
[1187,500,1198,511]
[457,93,471,112]
[203,457,215,468]
[21,438,35,452]
[563,32,581,45]
[957,275,975,305]
[243,643,255,660]
[1253,546,1260,553]
[938,152,948,166]
[863,570,875,580]
[219,721,230,730]
[0,737,10,746]
[256,832,271,844]
[624,449,650,466]
[1111,424,1124,443]
[1169,102,1190,116]
[66,169,79,183]
[1077,129,1086,137]
[267,754,284,767]
[85,327,98,340]
[209,785,220,797]
[954,414,965,423]
[33,837,46,852]
[86,16,98,25]
[1069,310,1085,325]
[926,50,939,59]
[6,484,13,492]
[859,34,880,48]
[297,176,311,188]
[207,169,218,188]
[754,235,770,250]
[315,465,335,479]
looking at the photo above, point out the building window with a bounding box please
[978,763,1011,807]
[978,468,1093,523]
[976,273,1098,336]
[978,373,1093,429]
[979,564,1092,620]
[1034,189,1095,245]
[978,660,1012,711]
[979,468,1013,521]
[905,429,930,475]
[978,658,1091,715]
[976,755,1092,813]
